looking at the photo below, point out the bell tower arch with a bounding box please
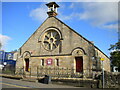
[46,2,59,17]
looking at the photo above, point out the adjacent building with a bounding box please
[0,50,16,70]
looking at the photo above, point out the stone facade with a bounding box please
[16,16,110,78]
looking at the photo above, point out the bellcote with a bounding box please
[46,2,59,17]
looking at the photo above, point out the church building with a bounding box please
[16,2,110,78]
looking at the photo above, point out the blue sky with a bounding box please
[1,2,118,56]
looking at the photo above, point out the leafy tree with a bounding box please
[109,41,120,50]
[109,40,120,72]
[10,49,17,53]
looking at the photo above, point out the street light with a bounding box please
[4,62,7,66]
[100,58,105,88]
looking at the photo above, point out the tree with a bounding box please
[10,49,17,53]
[109,40,120,72]
[108,41,120,50]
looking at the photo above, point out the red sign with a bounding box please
[46,58,53,65]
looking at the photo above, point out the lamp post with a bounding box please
[2,51,5,65]
[100,58,104,88]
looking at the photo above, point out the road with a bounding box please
[1,77,79,89]
[0,77,115,90]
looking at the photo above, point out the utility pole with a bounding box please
[100,58,105,88]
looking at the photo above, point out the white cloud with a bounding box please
[60,2,118,30]
[79,3,118,25]
[29,2,118,30]
[58,12,75,21]
[0,34,11,50]
[29,3,48,22]
[102,24,118,30]
[79,2,118,30]
[58,3,80,21]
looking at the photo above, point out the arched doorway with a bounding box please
[72,48,85,73]
[23,51,31,72]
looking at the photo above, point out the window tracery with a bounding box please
[42,29,60,51]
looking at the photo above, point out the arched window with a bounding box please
[41,59,44,66]
[42,30,60,51]
[55,59,59,66]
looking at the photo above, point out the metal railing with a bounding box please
[15,67,92,78]
[37,67,80,78]
[2,66,16,75]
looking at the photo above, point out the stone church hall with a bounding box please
[15,2,110,79]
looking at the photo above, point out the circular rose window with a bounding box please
[42,29,60,51]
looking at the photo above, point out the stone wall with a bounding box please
[95,72,120,88]
[95,48,110,72]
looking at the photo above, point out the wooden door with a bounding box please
[75,57,83,72]
[25,58,29,72]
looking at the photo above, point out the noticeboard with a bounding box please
[46,58,53,65]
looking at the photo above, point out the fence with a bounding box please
[1,65,15,75]
[15,67,86,78]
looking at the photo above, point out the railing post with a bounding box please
[58,67,59,78]
[37,66,39,78]
[23,66,24,78]
[82,69,84,78]
[54,67,55,77]
[67,67,68,77]
[30,67,31,77]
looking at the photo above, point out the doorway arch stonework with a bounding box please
[72,48,90,78]
[22,51,31,72]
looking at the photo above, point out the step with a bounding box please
[21,78,38,82]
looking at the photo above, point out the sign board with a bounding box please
[100,58,104,61]
[7,53,13,60]
[46,58,53,65]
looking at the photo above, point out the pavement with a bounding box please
[0,74,118,90]
[1,77,79,89]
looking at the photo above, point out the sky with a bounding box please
[1,1,119,57]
